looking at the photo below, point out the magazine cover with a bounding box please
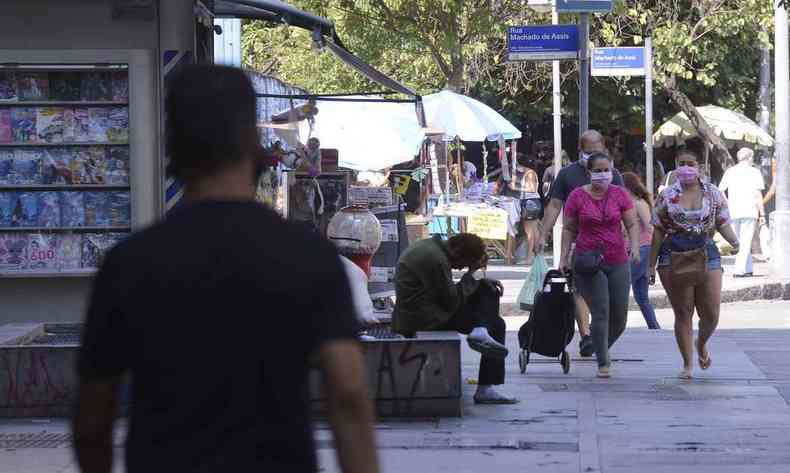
[37,107,65,143]
[11,107,37,143]
[0,109,12,142]
[111,72,129,102]
[0,72,18,102]
[108,191,131,226]
[88,107,110,142]
[0,234,28,271]
[107,107,129,143]
[73,107,91,142]
[42,148,72,185]
[17,192,39,227]
[81,72,112,101]
[49,72,81,101]
[18,73,49,101]
[72,146,106,184]
[9,149,43,185]
[0,192,16,226]
[106,147,130,185]
[81,233,121,269]
[84,191,110,226]
[27,233,59,269]
[0,150,13,184]
[62,108,75,142]
[36,191,61,227]
[59,191,85,227]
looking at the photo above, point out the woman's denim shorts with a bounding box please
[657,237,722,271]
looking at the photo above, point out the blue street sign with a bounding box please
[556,0,613,12]
[507,25,579,61]
[591,47,646,76]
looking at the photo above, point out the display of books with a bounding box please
[0,67,131,275]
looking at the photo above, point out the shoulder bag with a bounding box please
[668,190,709,286]
[573,190,609,275]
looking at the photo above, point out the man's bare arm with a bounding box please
[537,197,563,249]
[321,340,379,473]
[72,377,121,473]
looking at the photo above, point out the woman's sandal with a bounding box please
[678,369,693,380]
[695,339,712,370]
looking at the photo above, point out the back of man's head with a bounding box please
[447,233,486,269]
[165,65,259,181]
[736,147,754,163]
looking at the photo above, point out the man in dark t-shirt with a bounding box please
[536,130,623,357]
[72,66,378,473]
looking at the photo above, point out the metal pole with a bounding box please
[552,5,563,267]
[645,37,654,194]
[774,1,790,279]
[578,13,590,134]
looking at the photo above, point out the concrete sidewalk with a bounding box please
[2,301,790,473]
[493,258,790,317]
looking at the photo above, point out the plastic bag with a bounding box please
[518,254,548,311]
[760,223,772,261]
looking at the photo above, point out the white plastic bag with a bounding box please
[517,255,548,310]
[339,256,380,325]
[760,224,772,261]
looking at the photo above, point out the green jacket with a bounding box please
[392,236,480,335]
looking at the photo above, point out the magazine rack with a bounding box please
[0,52,150,278]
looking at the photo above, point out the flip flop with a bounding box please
[695,339,712,370]
[678,369,693,380]
[467,338,508,360]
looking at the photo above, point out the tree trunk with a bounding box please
[759,44,772,132]
[663,78,735,169]
[445,54,465,92]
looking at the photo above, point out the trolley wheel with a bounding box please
[519,349,530,374]
[561,350,571,374]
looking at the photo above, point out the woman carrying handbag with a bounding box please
[560,153,641,378]
[648,150,740,379]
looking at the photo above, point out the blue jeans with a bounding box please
[631,245,660,329]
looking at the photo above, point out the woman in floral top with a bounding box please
[648,150,739,379]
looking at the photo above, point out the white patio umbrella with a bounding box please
[422,90,522,141]
[269,97,426,172]
[654,105,774,148]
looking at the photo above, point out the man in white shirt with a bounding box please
[718,148,766,277]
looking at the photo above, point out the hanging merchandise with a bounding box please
[498,135,510,182]
[511,139,518,177]
[430,145,441,196]
[482,147,488,184]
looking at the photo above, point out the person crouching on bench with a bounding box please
[392,233,518,405]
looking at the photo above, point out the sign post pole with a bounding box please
[552,5,563,268]
[579,12,590,134]
[645,37,654,194]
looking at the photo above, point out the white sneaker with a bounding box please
[473,386,519,405]
[597,366,611,378]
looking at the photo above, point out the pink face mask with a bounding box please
[675,165,699,184]
[590,170,613,188]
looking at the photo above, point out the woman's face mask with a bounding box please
[675,164,699,184]
[590,169,613,189]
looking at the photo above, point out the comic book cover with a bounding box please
[0,109,12,142]
[0,150,13,185]
[0,234,28,271]
[49,72,81,101]
[72,146,106,184]
[81,72,111,101]
[17,192,39,227]
[0,192,16,227]
[107,107,129,143]
[106,147,130,185]
[73,107,90,142]
[27,233,59,270]
[61,108,75,142]
[84,191,110,226]
[36,191,61,227]
[108,191,130,226]
[9,149,43,185]
[60,191,85,227]
[81,233,119,269]
[88,107,110,142]
[111,72,129,102]
[59,234,82,269]
[0,72,18,102]
[18,73,49,101]
[41,148,72,185]
[36,107,65,143]
[11,107,37,143]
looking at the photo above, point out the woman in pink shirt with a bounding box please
[560,153,641,378]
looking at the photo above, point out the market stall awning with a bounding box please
[267,97,426,172]
[654,105,775,148]
[214,0,420,106]
[422,90,521,142]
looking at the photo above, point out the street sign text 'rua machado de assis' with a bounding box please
[591,47,646,76]
[507,25,579,61]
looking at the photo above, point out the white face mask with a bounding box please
[579,152,591,165]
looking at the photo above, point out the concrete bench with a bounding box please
[309,329,463,417]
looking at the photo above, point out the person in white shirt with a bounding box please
[718,148,766,277]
